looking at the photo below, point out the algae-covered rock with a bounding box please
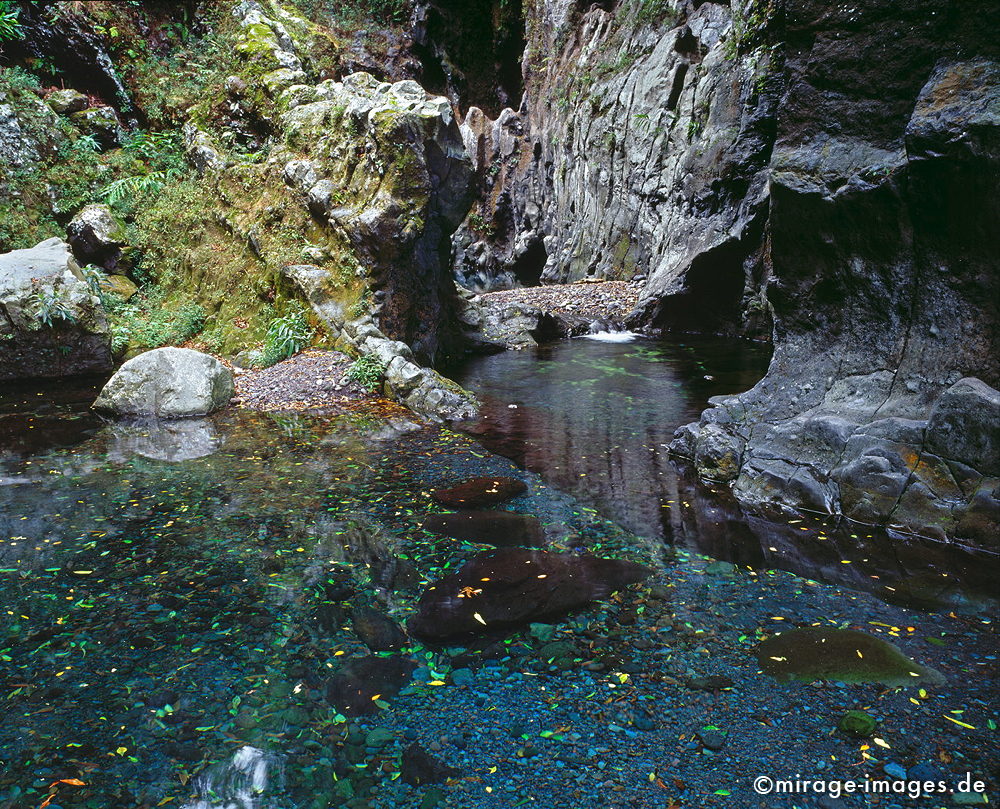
[0,237,112,380]
[837,710,877,737]
[69,106,124,148]
[756,627,945,686]
[94,347,234,418]
[45,88,88,114]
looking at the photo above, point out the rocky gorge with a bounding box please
[0,0,998,807]
[1,0,995,542]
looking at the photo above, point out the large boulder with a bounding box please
[409,548,651,639]
[94,347,234,418]
[66,203,133,274]
[0,237,112,380]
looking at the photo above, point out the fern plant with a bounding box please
[101,169,180,205]
[261,306,312,367]
[345,354,385,392]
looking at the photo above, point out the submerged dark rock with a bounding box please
[756,627,945,687]
[421,510,545,547]
[351,607,407,652]
[409,547,651,639]
[400,742,458,786]
[325,655,417,716]
[431,476,528,508]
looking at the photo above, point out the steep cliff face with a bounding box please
[434,0,999,543]
[675,20,1000,545]
[448,0,777,339]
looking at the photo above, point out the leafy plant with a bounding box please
[261,306,312,367]
[106,294,205,353]
[634,0,672,24]
[0,1,24,41]
[80,264,108,306]
[73,133,102,154]
[345,354,385,392]
[123,130,181,160]
[100,169,179,205]
[31,287,76,328]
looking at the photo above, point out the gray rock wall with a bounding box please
[439,0,999,544]
[452,0,776,337]
[674,29,1000,546]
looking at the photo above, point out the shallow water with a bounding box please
[1,341,996,809]
[452,335,998,611]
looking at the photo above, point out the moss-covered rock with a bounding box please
[756,627,945,687]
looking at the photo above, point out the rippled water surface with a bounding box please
[1,340,996,809]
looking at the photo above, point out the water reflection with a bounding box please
[106,418,225,462]
[453,336,999,610]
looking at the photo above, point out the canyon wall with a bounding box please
[431,0,1000,544]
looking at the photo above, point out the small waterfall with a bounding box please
[581,330,640,343]
[181,746,283,809]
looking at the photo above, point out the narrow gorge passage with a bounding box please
[0,0,996,808]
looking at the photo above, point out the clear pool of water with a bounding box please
[1,340,995,809]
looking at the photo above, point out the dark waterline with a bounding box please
[451,335,999,612]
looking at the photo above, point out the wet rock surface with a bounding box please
[422,510,545,547]
[409,547,652,639]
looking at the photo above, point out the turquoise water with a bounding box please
[0,339,996,809]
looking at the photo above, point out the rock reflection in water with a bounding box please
[182,746,282,809]
[454,336,999,609]
[106,417,225,462]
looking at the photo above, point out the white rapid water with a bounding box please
[181,746,282,809]
[581,330,640,343]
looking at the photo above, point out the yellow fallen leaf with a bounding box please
[473,612,486,626]
[428,680,446,686]
[873,738,890,749]
[943,715,976,730]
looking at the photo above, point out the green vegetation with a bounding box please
[30,287,76,328]
[345,354,385,392]
[262,306,314,367]
[106,293,206,354]
[634,0,673,25]
[0,1,23,41]
[724,0,778,60]
[290,0,409,27]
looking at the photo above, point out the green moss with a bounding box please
[756,628,945,687]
